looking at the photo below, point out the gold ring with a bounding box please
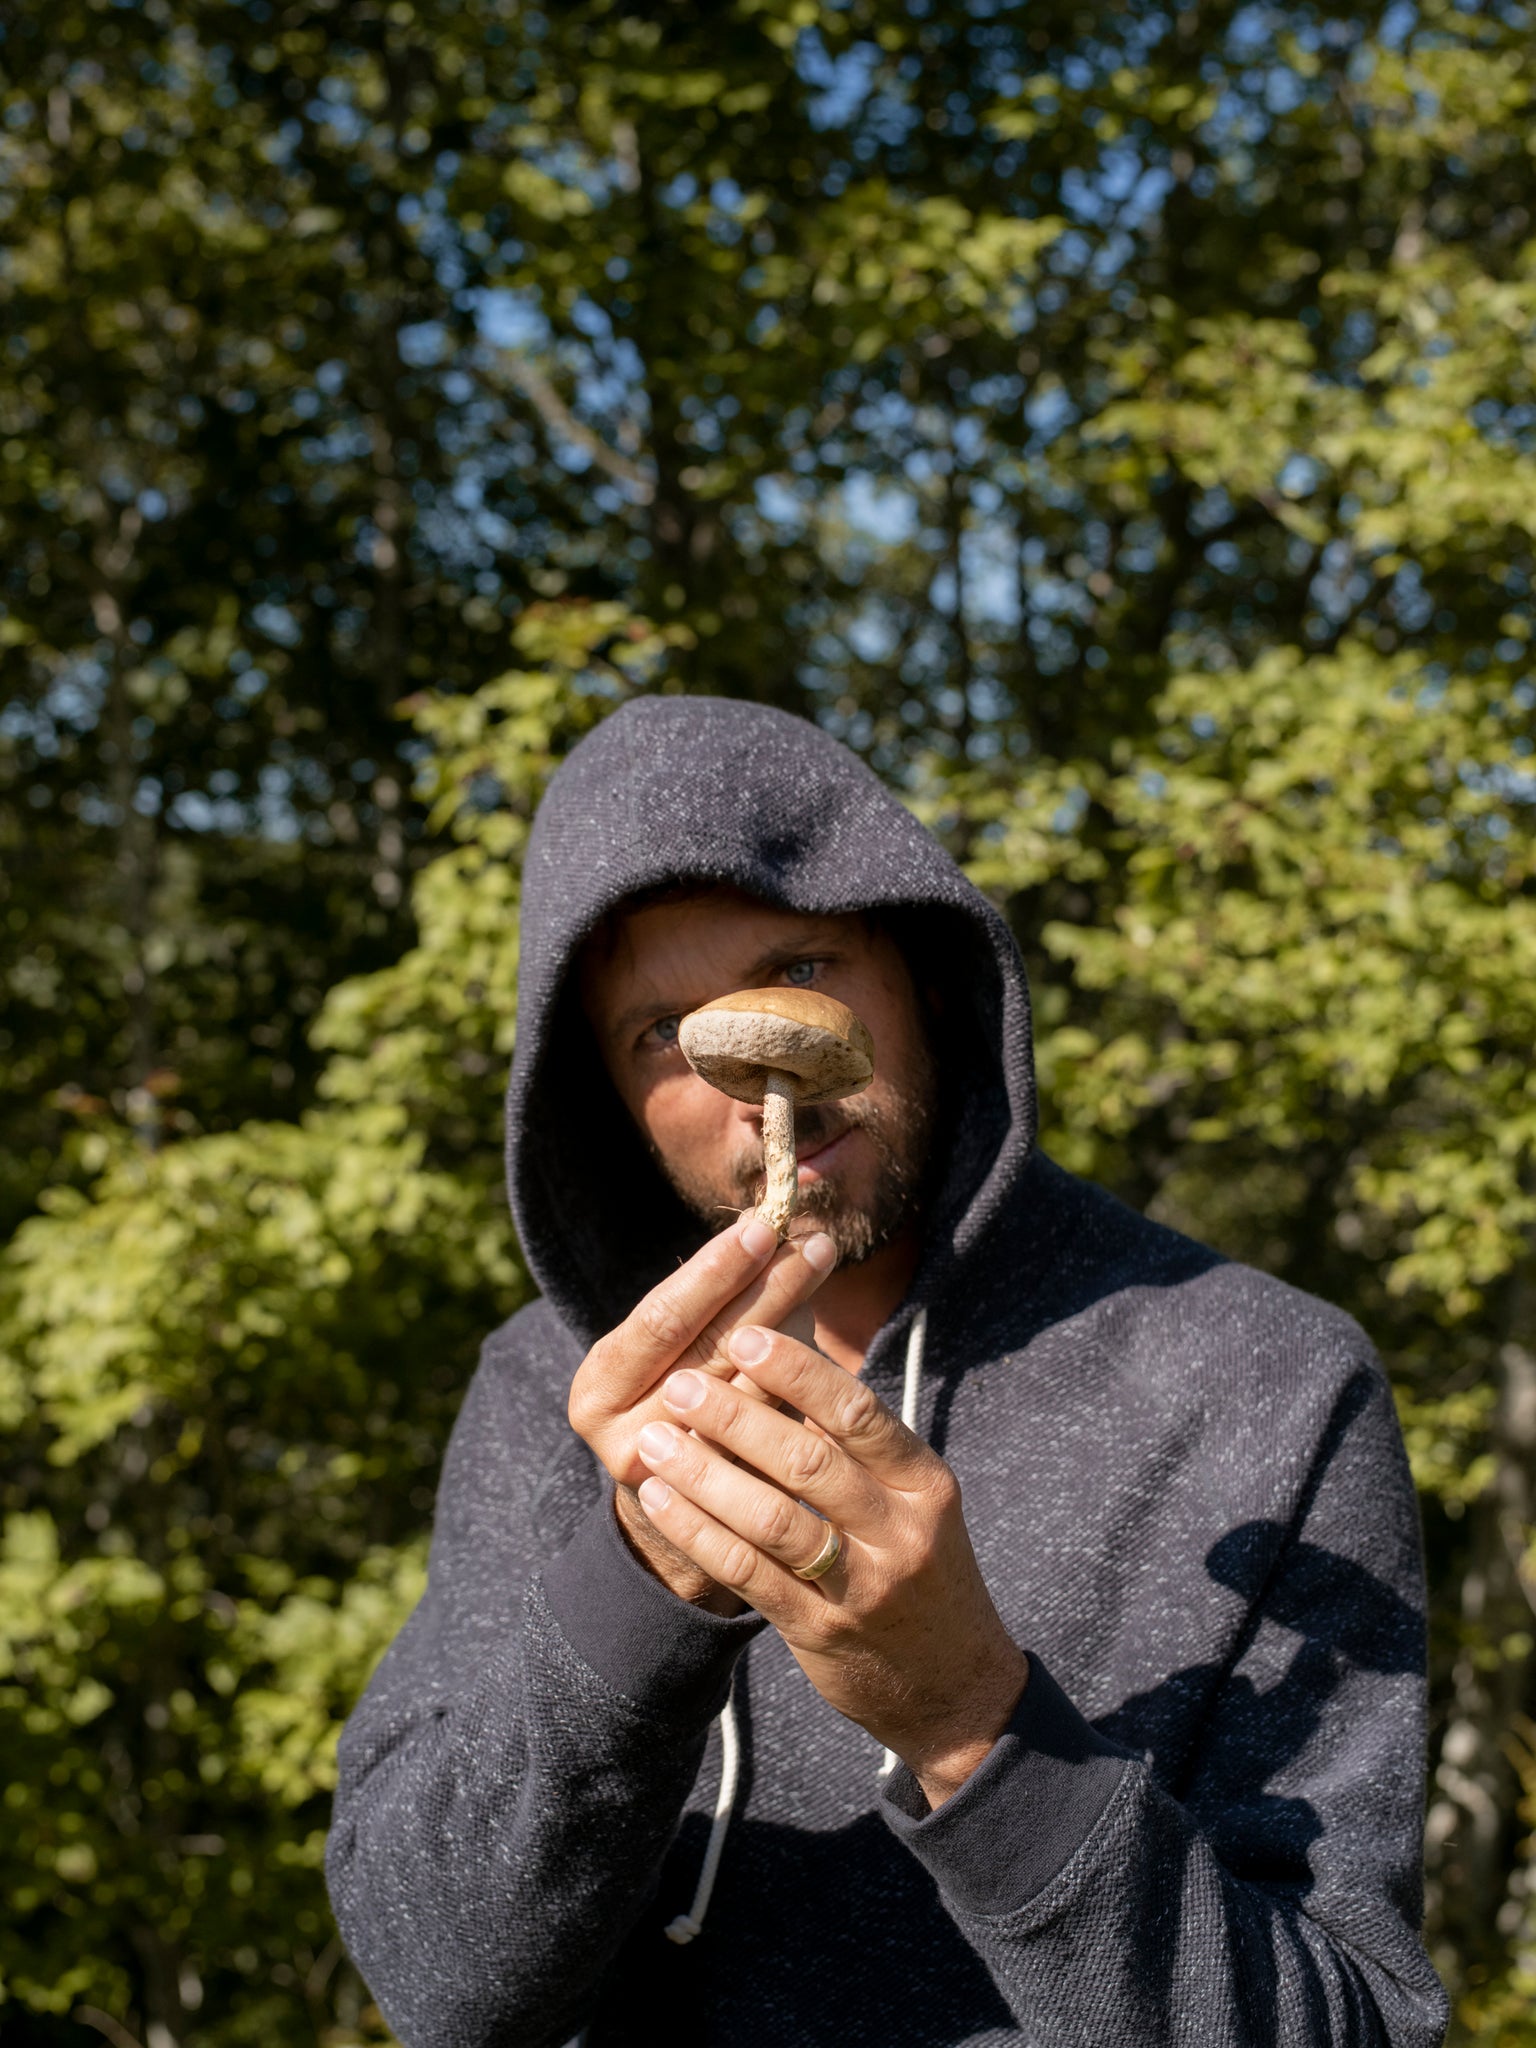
[793,1522,842,1582]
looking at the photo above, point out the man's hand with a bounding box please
[632,1322,1028,1807]
[568,1215,837,1611]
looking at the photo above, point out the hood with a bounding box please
[506,694,1037,1348]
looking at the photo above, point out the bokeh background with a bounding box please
[3,2,1535,2042]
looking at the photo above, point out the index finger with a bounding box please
[610,1215,781,1380]
[588,1217,833,1415]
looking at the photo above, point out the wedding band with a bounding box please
[793,1522,842,1582]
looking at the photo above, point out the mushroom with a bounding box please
[678,987,875,1235]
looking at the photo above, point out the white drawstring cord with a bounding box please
[898,1305,928,1434]
[879,1308,928,1779]
[664,1683,742,1945]
[665,1307,930,1938]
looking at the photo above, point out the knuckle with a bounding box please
[753,1492,802,1552]
[784,1432,834,1491]
[808,1604,852,1648]
[714,1396,757,1450]
[833,1381,883,1439]
[666,1437,704,1486]
[637,1296,689,1354]
[784,1348,821,1400]
[683,1316,729,1371]
[716,1538,759,1590]
[927,1463,961,1514]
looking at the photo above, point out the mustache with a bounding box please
[722,1096,888,1200]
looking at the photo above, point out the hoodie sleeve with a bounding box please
[325,1323,763,2048]
[880,1360,1449,2048]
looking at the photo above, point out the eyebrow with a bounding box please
[608,932,844,1046]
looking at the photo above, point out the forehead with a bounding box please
[579,887,865,1036]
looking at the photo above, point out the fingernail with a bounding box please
[729,1326,771,1366]
[664,1370,706,1411]
[638,1477,672,1513]
[638,1422,678,1464]
[800,1232,837,1275]
[738,1215,777,1258]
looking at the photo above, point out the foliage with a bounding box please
[0,603,688,2041]
[4,0,1536,2042]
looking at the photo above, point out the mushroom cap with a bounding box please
[678,987,875,1105]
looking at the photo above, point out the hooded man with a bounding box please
[326,697,1449,2048]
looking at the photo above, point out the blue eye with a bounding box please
[652,1016,680,1045]
[785,960,816,986]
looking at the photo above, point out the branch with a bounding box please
[501,355,654,502]
[74,2011,146,2048]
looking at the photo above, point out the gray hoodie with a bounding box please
[326,695,1449,2047]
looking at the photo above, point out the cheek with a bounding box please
[638,1069,745,1173]
[859,991,928,1103]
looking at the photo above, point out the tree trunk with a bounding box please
[1425,1252,1536,1996]
[91,503,163,1143]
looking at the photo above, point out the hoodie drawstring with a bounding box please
[666,1309,929,1939]
[879,1306,927,1779]
[898,1304,928,1432]
[664,1678,742,1945]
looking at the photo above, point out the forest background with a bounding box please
[3,0,1536,2042]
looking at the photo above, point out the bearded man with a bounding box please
[326,697,1448,2048]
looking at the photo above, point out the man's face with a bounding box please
[580,888,937,1264]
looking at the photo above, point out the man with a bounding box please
[326,695,1448,2047]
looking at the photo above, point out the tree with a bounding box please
[938,21,1536,2017]
[0,605,680,2044]
[5,0,1536,2039]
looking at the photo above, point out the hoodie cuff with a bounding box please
[539,1487,765,1721]
[880,1655,1132,1918]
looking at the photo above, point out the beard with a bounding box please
[659,1045,938,1266]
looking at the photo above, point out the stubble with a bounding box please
[659,1041,938,1266]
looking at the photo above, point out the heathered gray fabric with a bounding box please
[326,695,1449,2048]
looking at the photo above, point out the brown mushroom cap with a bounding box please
[678,987,875,1106]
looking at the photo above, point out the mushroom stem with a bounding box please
[757,1070,799,1235]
